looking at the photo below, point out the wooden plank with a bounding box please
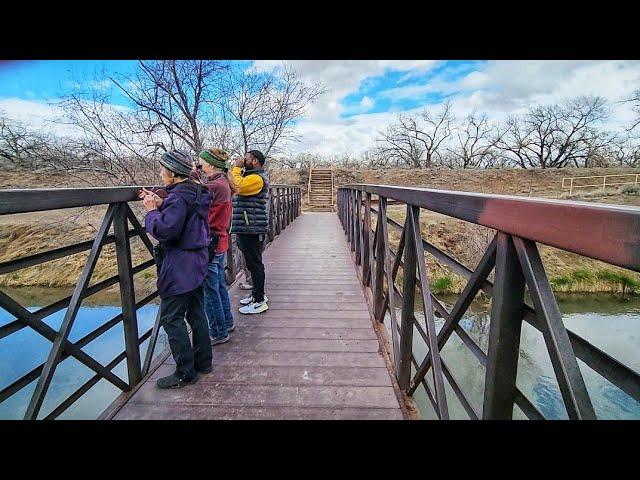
[114,404,403,420]
[251,302,369,312]
[231,318,372,328]
[166,351,388,368]
[206,338,381,353]
[233,310,372,320]
[149,364,393,387]
[217,326,378,340]
[125,383,400,409]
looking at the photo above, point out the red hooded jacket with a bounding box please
[203,172,232,254]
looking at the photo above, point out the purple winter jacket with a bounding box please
[144,181,212,298]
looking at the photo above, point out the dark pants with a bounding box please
[159,285,212,380]
[237,233,265,302]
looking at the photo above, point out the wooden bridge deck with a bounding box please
[108,213,405,420]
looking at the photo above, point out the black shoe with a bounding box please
[196,366,212,374]
[156,373,198,389]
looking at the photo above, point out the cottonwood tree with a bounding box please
[608,134,640,167]
[444,112,502,169]
[0,115,36,168]
[377,102,454,168]
[219,64,324,157]
[0,114,81,171]
[623,88,640,132]
[57,82,159,185]
[496,96,610,168]
[377,119,425,167]
[110,60,229,153]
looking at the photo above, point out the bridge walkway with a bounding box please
[107,212,405,420]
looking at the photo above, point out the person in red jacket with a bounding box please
[197,147,235,345]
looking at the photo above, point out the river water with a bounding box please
[0,287,166,420]
[383,293,640,420]
[1,287,639,420]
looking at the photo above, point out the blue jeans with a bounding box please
[203,252,234,338]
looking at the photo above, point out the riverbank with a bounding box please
[1,167,639,295]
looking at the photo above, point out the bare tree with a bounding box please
[496,96,610,168]
[220,64,324,157]
[54,61,322,184]
[0,114,82,171]
[110,60,229,153]
[622,88,640,132]
[57,81,159,185]
[0,115,36,168]
[417,102,455,168]
[608,134,640,167]
[377,117,425,167]
[377,102,454,168]
[444,112,502,169]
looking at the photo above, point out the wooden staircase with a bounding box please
[308,167,334,212]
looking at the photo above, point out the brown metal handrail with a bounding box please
[338,184,640,420]
[0,184,301,420]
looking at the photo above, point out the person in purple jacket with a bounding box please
[139,149,213,389]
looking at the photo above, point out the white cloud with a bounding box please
[0,97,80,136]
[360,96,374,109]
[275,60,640,156]
[2,61,639,158]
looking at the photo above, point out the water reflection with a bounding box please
[0,287,166,420]
[384,293,640,420]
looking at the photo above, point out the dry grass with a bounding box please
[1,167,638,293]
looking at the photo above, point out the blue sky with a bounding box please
[340,60,487,117]
[1,60,638,155]
[0,60,139,105]
[0,59,486,115]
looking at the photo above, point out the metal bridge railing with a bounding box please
[338,184,640,420]
[0,184,301,420]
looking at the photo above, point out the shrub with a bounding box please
[571,270,592,282]
[596,270,640,294]
[432,276,453,294]
[621,185,640,196]
[550,276,573,288]
[596,270,619,283]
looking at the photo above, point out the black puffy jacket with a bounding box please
[231,168,270,235]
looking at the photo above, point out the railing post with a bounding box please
[340,190,345,230]
[281,188,286,229]
[346,190,352,243]
[603,176,606,193]
[340,190,347,230]
[275,188,281,235]
[355,189,362,265]
[570,178,573,196]
[482,232,526,419]
[350,190,356,252]
[113,202,142,387]
[373,197,387,321]
[398,204,417,390]
[362,192,372,286]
[268,192,275,242]
[285,188,291,226]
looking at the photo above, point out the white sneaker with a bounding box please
[239,300,269,315]
[239,282,253,290]
[240,294,268,305]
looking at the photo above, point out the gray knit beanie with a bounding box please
[159,150,193,177]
